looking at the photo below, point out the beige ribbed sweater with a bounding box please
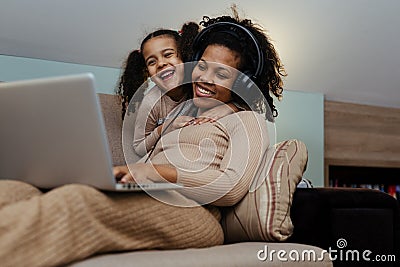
[149,111,269,206]
[0,111,268,267]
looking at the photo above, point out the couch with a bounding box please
[68,94,399,267]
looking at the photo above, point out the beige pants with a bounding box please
[0,180,223,267]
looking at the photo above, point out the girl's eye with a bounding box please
[147,60,156,66]
[164,52,174,58]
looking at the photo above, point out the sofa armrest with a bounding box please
[288,187,400,266]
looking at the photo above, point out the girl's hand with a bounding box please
[161,115,195,134]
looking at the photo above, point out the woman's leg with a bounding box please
[0,184,223,267]
[0,180,42,208]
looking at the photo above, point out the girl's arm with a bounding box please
[131,88,163,157]
[132,90,194,157]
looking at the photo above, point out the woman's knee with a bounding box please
[45,184,106,208]
[0,180,42,208]
[51,184,100,199]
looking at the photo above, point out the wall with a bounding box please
[0,55,325,186]
[0,55,121,93]
[275,90,324,187]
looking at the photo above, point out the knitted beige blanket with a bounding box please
[0,180,223,267]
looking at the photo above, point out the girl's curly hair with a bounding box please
[116,22,200,118]
[196,8,286,121]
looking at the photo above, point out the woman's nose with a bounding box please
[199,71,213,84]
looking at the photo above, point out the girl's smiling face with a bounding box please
[192,44,241,112]
[142,36,184,92]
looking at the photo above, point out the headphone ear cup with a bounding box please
[233,71,253,93]
[232,71,259,106]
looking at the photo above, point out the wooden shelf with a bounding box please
[324,100,400,186]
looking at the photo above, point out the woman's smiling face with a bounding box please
[192,44,241,111]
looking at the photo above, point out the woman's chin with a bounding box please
[193,97,221,110]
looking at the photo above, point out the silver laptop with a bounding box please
[0,73,182,192]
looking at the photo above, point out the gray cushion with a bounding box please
[68,242,332,267]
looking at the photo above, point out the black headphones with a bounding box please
[192,21,264,95]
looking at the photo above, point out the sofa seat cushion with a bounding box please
[68,242,332,267]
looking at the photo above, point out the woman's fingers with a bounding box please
[113,166,128,180]
[113,165,136,183]
[120,174,135,183]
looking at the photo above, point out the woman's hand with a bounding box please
[113,163,159,184]
[113,163,177,184]
[113,164,144,184]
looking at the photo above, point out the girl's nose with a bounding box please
[157,59,167,69]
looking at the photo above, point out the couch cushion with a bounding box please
[222,139,308,242]
[97,94,125,166]
[68,242,332,267]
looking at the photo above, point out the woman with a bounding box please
[0,12,286,267]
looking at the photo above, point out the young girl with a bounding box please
[116,22,241,158]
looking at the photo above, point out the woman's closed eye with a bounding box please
[197,62,206,71]
[216,71,229,79]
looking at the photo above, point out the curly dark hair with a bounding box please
[195,9,286,121]
[116,22,200,118]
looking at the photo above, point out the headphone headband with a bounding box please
[192,21,264,80]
